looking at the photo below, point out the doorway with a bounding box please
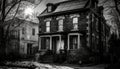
[52,36,60,54]
[27,43,32,55]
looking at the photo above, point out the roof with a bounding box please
[54,0,87,13]
[5,17,39,26]
[39,0,89,17]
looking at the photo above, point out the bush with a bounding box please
[67,47,96,64]
[53,50,67,63]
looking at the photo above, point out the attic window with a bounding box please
[48,6,52,12]
[47,3,54,12]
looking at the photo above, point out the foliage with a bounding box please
[66,47,100,64]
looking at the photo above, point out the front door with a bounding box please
[27,43,32,55]
[52,36,61,54]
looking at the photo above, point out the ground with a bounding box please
[33,62,105,69]
[2,61,106,69]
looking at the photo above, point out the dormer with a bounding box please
[46,3,56,13]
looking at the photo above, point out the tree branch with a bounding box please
[4,0,22,21]
[1,0,6,22]
[4,0,21,40]
[114,0,120,16]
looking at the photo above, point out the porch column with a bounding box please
[67,35,69,50]
[39,37,41,50]
[78,34,80,49]
[50,36,52,50]
[59,35,61,49]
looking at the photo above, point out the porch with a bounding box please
[39,33,81,53]
[38,33,82,63]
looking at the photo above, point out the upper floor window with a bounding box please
[58,19,63,31]
[73,17,78,30]
[46,21,50,32]
[22,28,25,34]
[32,28,35,36]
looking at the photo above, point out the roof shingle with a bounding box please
[39,0,88,17]
[54,1,87,13]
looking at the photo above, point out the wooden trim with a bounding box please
[70,13,80,18]
[44,18,52,22]
[56,16,65,20]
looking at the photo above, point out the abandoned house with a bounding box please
[5,18,39,58]
[38,0,110,62]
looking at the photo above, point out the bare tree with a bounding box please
[0,0,24,61]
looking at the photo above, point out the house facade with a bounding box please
[19,20,38,57]
[38,0,110,56]
[6,18,39,57]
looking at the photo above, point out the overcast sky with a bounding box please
[34,0,67,15]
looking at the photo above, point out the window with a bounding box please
[22,28,25,34]
[73,17,78,30]
[46,21,50,32]
[58,19,63,31]
[48,6,52,12]
[41,37,50,49]
[69,35,78,49]
[14,30,18,38]
[32,28,35,36]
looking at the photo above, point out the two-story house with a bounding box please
[38,0,110,58]
[5,18,39,57]
[19,19,39,57]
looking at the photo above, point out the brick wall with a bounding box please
[39,11,89,34]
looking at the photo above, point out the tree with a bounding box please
[86,0,120,37]
[85,0,120,63]
[0,0,38,61]
[0,0,23,61]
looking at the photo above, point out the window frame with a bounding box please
[48,6,52,12]
[58,19,63,31]
[68,33,81,50]
[69,35,78,50]
[72,17,78,30]
[40,37,50,50]
[46,21,50,32]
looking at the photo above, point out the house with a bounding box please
[5,18,39,58]
[38,0,110,62]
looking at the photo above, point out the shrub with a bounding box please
[67,47,92,64]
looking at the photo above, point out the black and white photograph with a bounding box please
[0,0,120,69]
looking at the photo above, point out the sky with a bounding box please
[6,0,67,23]
[34,0,67,15]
